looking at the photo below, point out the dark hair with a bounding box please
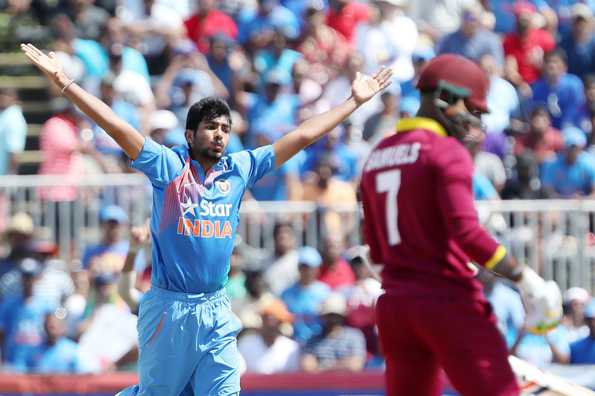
[185,97,231,132]
[530,105,549,119]
[544,48,567,65]
[584,74,595,88]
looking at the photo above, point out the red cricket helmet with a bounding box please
[416,54,489,113]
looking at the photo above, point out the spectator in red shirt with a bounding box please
[513,106,563,165]
[318,235,355,290]
[503,2,555,88]
[298,2,351,85]
[184,0,238,53]
[326,0,369,44]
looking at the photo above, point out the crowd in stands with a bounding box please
[1,0,595,376]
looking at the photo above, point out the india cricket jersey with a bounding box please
[131,137,275,293]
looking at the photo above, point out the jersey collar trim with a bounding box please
[396,117,447,137]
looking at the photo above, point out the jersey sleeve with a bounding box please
[231,145,276,188]
[433,140,506,269]
[129,137,184,188]
[360,183,383,265]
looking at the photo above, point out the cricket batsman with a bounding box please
[359,54,562,396]
[20,42,392,395]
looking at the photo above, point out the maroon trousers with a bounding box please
[376,293,520,396]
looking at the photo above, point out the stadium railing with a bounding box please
[0,175,594,293]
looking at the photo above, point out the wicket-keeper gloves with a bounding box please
[518,267,563,335]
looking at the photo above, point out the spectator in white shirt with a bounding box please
[238,300,300,374]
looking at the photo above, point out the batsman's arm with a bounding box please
[273,68,393,167]
[20,44,144,160]
[435,142,518,278]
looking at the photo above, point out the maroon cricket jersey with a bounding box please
[360,117,506,299]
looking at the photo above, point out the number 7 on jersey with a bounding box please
[376,169,401,246]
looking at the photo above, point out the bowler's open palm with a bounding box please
[351,67,393,105]
[21,43,64,81]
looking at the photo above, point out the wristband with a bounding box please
[61,79,75,94]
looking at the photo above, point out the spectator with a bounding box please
[503,1,555,87]
[559,4,595,79]
[321,54,381,132]
[501,151,549,199]
[156,50,228,127]
[302,154,357,236]
[467,124,507,193]
[118,223,151,312]
[409,0,475,40]
[29,240,74,308]
[281,247,331,344]
[301,293,367,372]
[73,17,150,84]
[82,205,129,276]
[107,44,155,112]
[569,298,595,364]
[510,322,570,367]
[326,0,370,44]
[479,53,520,136]
[62,0,110,40]
[147,110,180,146]
[491,0,553,34]
[298,1,351,85]
[541,126,595,198]
[0,213,34,300]
[437,3,504,67]
[233,271,284,330]
[561,287,590,343]
[318,235,355,290]
[63,264,89,338]
[575,74,595,137]
[530,49,585,129]
[513,106,563,165]
[342,246,382,356]
[16,312,88,373]
[238,300,299,373]
[0,88,27,176]
[38,98,89,204]
[238,0,299,46]
[262,221,299,295]
[478,269,525,347]
[206,34,239,100]
[362,91,399,147]
[303,126,359,183]
[92,74,141,160]
[249,127,303,201]
[246,71,299,146]
[0,259,55,367]
[76,272,137,372]
[354,0,417,82]
[226,241,246,303]
[183,0,238,53]
[253,27,302,89]
[117,0,185,74]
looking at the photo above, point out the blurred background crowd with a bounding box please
[1,0,595,378]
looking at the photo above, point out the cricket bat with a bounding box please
[509,356,595,396]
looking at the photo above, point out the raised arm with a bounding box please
[272,68,392,168]
[21,43,145,160]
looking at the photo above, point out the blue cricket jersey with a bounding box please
[131,138,275,293]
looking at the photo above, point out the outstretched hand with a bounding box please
[351,67,393,105]
[20,43,65,83]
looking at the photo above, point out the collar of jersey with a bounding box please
[396,117,447,137]
[178,145,226,177]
